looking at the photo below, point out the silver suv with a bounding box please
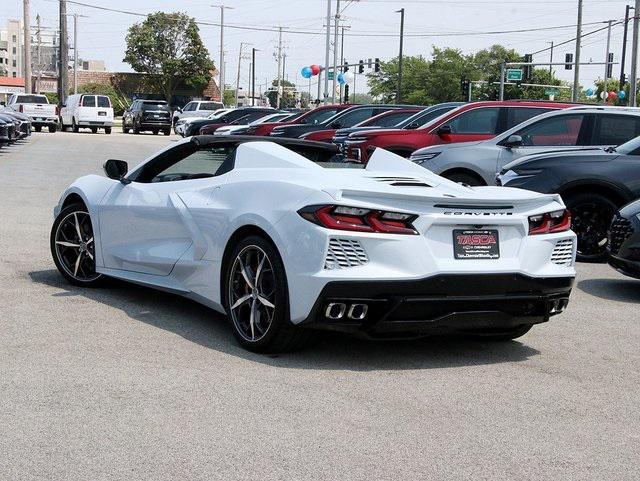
[411,106,640,185]
[172,100,225,125]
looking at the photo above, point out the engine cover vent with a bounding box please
[324,238,369,269]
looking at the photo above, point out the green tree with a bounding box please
[123,12,214,104]
[266,79,297,108]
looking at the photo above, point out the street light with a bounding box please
[212,5,234,104]
[396,8,404,103]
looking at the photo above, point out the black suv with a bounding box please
[123,100,172,135]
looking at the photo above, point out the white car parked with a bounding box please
[50,138,576,352]
[7,94,58,132]
[172,100,225,125]
[213,112,295,136]
[60,94,114,134]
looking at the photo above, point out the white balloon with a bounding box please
[600,91,608,100]
[343,71,354,83]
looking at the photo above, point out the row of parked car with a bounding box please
[0,106,32,145]
[176,100,640,271]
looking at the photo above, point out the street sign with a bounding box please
[545,88,559,96]
[506,69,523,81]
[327,71,334,81]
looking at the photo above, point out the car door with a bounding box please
[99,143,235,276]
[78,95,97,122]
[431,106,501,145]
[497,113,589,170]
[589,113,640,147]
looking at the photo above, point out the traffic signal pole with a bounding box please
[572,0,583,101]
[631,0,640,106]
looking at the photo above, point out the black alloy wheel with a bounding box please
[565,193,619,262]
[50,204,103,286]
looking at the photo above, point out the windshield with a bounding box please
[613,135,640,155]
[15,95,48,104]
[142,102,170,111]
[299,108,341,125]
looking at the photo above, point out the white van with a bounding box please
[60,94,114,134]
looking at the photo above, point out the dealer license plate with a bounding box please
[453,229,500,260]
[98,111,106,116]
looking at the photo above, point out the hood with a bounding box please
[335,126,385,137]
[231,142,564,214]
[350,128,407,139]
[412,141,484,155]
[501,148,613,174]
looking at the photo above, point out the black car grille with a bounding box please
[608,215,634,255]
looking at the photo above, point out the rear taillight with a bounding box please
[19,105,23,113]
[298,205,418,235]
[528,209,571,235]
[55,105,59,115]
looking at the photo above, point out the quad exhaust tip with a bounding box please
[325,303,368,320]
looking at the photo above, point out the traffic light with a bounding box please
[523,54,533,80]
[344,61,349,72]
[606,52,614,78]
[344,84,350,103]
[460,77,470,101]
[374,58,380,72]
[358,60,365,74]
[367,58,372,68]
[565,53,573,70]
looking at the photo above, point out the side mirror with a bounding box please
[176,107,183,113]
[503,134,523,148]
[103,159,130,184]
[406,122,419,130]
[436,124,452,136]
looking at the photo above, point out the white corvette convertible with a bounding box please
[51,136,576,352]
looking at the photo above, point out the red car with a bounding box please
[299,107,422,143]
[240,104,353,137]
[344,100,576,162]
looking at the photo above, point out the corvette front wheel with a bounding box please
[225,236,311,353]
[50,204,103,287]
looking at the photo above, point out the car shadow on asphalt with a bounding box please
[29,269,541,371]
[577,278,640,304]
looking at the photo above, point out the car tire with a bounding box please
[133,122,140,135]
[34,125,42,132]
[72,118,79,133]
[105,127,112,135]
[50,203,103,287]
[122,121,129,134]
[444,171,485,187]
[49,124,57,133]
[564,192,619,263]
[223,235,313,353]
[60,118,67,132]
[470,323,533,341]
[91,127,98,134]
[163,129,170,136]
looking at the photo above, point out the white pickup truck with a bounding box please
[7,94,58,132]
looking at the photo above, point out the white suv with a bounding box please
[172,100,225,126]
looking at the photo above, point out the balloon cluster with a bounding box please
[301,65,321,78]
[337,71,354,85]
[585,87,626,101]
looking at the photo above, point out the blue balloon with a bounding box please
[301,67,312,79]
[618,90,626,99]
[585,88,594,96]
[337,73,346,85]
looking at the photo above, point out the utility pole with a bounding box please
[631,0,640,106]
[548,41,554,76]
[323,0,331,104]
[572,0,583,101]
[276,26,284,109]
[235,42,248,107]
[214,5,233,105]
[331,0,341,104]
[396,8,405,103]
[23,0,32,93]
[59,0,69,106]
[620,4,632,91]
[36,14,41,93]
[604,20,612,103]
[339,26,346,103]
[252,47,256,106]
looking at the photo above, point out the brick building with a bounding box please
[75,69,220,106]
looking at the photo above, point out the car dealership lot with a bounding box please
[1,132,639,480]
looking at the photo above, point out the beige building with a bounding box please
[0,19,23,78]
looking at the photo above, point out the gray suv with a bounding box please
[411,106,640,185]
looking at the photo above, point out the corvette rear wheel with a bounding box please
[50,204,103,287]
[225,236,311,353]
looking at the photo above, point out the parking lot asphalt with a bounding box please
[1,131,639,481]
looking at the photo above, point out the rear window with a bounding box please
[200,102,223,111]
[142,102,170,111]
[81,96,96,107]
[97,96,111,108]
[16,95,48,104]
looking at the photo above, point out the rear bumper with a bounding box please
[301,273,574,338]
[77,120,114,127]
[140,121,171,130]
